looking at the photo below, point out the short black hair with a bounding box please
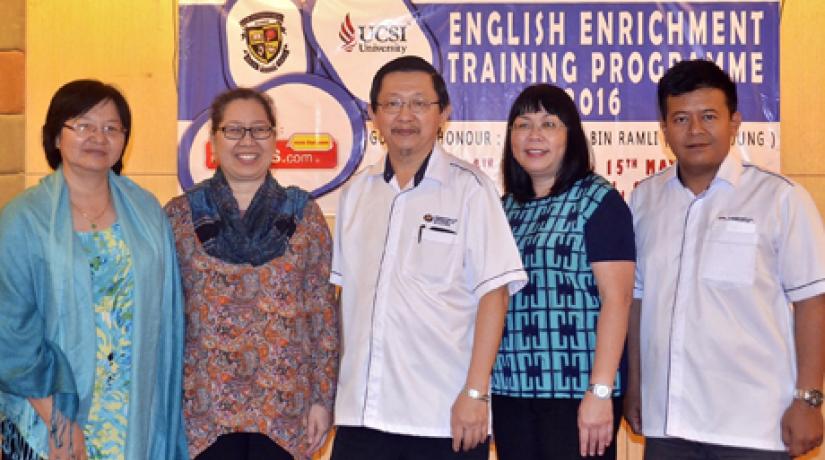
[210,87,276,133]
[657,59,738,119]
[501,84,592,203]
[369,56,450,113]
[42,79,131,174]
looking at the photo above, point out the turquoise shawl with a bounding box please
[0,169,188,459]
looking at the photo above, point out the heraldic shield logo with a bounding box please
[241,11,290,72]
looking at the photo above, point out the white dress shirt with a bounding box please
[630,150,825,450]
[331,144,527,437]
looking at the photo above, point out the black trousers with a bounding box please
[195,432,293,460]
[331,426,490,460]
[491,395,623,460]
[644,437,790,460]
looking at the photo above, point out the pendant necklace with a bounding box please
[71,193,110,231]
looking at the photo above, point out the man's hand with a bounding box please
[578,394,614,456]
[623,383,642,435]
[450,391,488,452]
[781,399,823,457]
[305,403,332,455]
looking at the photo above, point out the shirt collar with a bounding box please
[368,143,451,187]
[665,149,745,191]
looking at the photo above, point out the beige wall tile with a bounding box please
[0,51,24,114]
[26,1,177,176]
[781,2,825,175]
[0,173,24,209]
[125,173,183,207]
[0,114,24,173]
[0,0,24,51]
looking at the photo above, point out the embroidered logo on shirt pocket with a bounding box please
[700,219,758,285]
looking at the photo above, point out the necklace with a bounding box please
[70,193,110,230]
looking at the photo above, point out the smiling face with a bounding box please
[661,87,741,185]
[211,98,276,187]
[509,110,568,196]
[58,99,126,178]
[368,71,450,163]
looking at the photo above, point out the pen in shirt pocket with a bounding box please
[418,224,456,243]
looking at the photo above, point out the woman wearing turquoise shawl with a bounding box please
[0,80,188,460]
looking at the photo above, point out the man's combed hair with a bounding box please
[369,56,450,113]
[657,59,738,119]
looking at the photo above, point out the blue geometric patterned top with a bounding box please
[492,174,634,399]
[76,223,134,460]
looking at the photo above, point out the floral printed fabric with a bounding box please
[165,196,339,459]
[76,223,134,460]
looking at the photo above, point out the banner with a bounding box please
[178,0,780,213]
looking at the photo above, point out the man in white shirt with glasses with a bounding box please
[329,55,527,460]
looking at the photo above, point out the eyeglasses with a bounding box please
[217,125,275,140]
[63,122,127,139]
[376,98,439,114]
[511,119,566,136]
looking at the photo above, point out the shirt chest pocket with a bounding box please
[403,225,461,284]
[700,220,758,285]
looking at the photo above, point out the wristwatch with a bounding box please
[465,387,490,402]
[793,388,824,408]
[587,383,612,400]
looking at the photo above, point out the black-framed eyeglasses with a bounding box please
[376,98,439,114]
[63,123,128,139]
[217,125,275,140]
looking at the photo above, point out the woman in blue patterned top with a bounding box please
[0,80,187,460]
[491,84,635,459]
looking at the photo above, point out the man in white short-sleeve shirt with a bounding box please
[625,59,825,459]
[329,56,527,460]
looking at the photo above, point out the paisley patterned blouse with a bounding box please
[165,196,339,459]
[76,223,134,460]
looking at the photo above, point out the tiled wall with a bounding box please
[0,0,25,208]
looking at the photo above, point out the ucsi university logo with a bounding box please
[338,13,408,54]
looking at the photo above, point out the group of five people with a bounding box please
[0,56,822,460]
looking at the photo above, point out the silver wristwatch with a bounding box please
[587,383,612,400]
[465,387,490,402]
[794,388,824,408]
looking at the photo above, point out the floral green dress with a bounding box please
[76,223,134,460]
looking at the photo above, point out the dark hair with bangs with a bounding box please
[210,87,276,133]
[501,84,592,202]
[369,56,450,113]
[43,79,131,174]
[657,59,738,119]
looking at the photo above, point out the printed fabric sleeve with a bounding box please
[302,201,340,413]
[0,200,79,424]
[465,177,527,298]
[778,184,825,302]
[584,188,636,262]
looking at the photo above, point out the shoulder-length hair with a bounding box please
[42,79,132,175]
[501,84,592,202]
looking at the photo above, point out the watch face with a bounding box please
[591,384,610,399]
[810,390,824,407]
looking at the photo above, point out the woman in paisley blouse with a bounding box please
[0,80,187,460]
[165,88,339,460]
